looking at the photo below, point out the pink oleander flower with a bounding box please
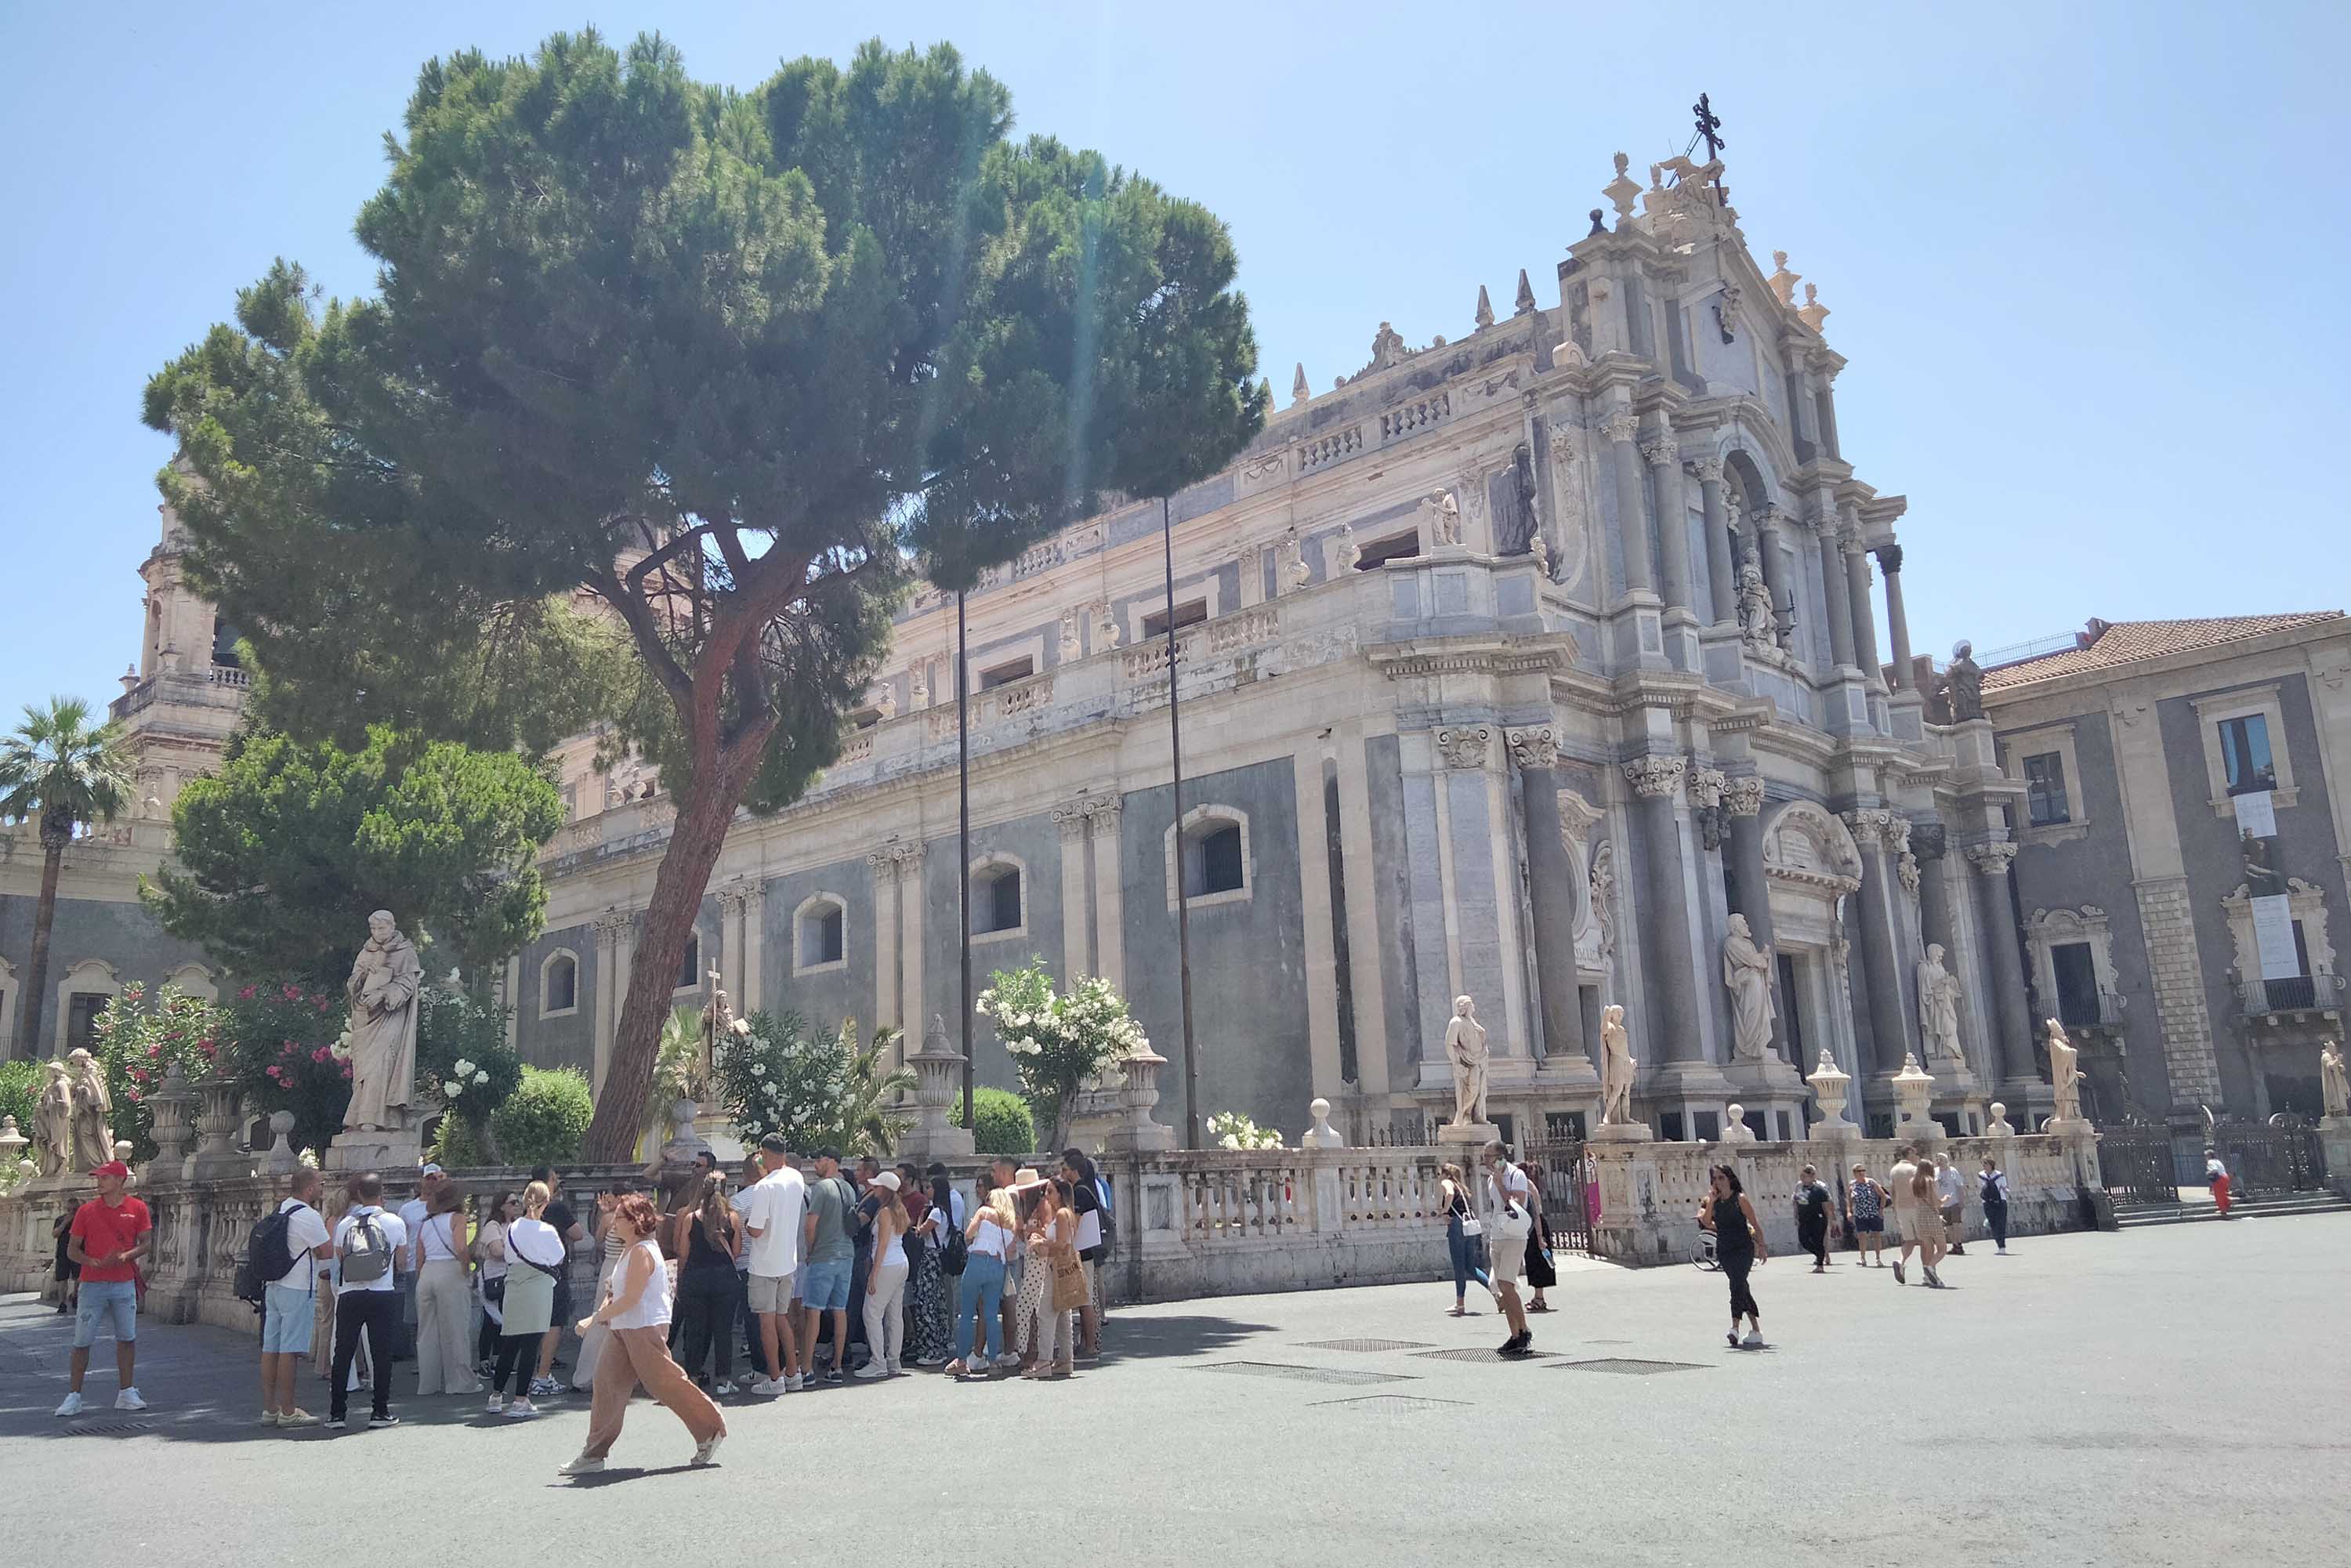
[311,1047,331,1063]
[238,986,255,1001]
[266,1065,283,1079]
[282,984,302,1001]
[339,1065,353,1080]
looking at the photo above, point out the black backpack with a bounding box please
[940,1204,969,1277]
[235,1207,299,1305]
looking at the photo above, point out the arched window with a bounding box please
[971,856,1026,939]
[540,949,580,1018]
[676,930,703,992]
[795,893,849,973]
[1165,806,1252,910]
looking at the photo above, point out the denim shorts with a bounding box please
[262,1284,316,1354]
[74,1279,138,1348]
[800,1258,852,1312]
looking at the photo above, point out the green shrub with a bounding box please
[428,1112,496,1169]
[488,1066,592,1167]
[951,1085,1037,1157]
[0,1059,40,1137]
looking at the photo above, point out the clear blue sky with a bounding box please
[4,2,2344,713]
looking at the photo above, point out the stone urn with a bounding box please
[0,1114,26,1175]
[1806,1049,1858,1139]
[145,1061,197,1178]
[1891,1053,1940,1148]
[902,1015,973,1159]
[1109,1044,1176,1153]
[187,1074,257,1181]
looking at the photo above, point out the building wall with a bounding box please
[0,890,214,1054]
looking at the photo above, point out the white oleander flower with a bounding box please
[453,1058,476,1077]
[444,1080,464,1098]
[473,1070,490,1085]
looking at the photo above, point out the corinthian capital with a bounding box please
[1436,725,1494,770]
[1621,755,1688,798]
[1599,409,1640,444]
[1639,434,1679,468]
[1505,726,1559,771]
[1965,840,2020,877]
[1690,455,1726,486]
[1685,766,1726,811]
[1875,542,1905,574]
[1721,775,1766,817]
[716,876,763,914]
[591,907,633,943]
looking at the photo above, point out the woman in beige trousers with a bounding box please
[412,1184,479,1396]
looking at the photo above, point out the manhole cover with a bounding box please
[1299,1338,1434,1353]
[66,1421,157,1436]
[1311,1394,1473,1412]
[1552,1357,1708,1375]
[1412,1348,1560,1364]
[1194,1361,1412,1386]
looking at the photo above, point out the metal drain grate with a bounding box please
[1194,1360,1413,1386]
[1311,1394,1473,1412]
[65,1421,158,1436]
[1412,1348,1559,1364]
[1552,1357,1708,1375]
[1299,1338,1434,1353]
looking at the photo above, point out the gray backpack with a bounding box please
[340,1214,392,1285]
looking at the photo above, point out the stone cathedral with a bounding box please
[8,144,2058,1146]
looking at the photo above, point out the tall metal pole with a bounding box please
[1162,496,1201,1148]
[957,588,974,1130]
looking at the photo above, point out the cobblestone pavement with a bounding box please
[3,1214,2343,1567]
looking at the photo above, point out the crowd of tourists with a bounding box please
[47,1138,1114,1472]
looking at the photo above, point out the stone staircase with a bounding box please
[2113,1190,2351,1229]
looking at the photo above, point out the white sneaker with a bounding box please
[504,1397,538,1419]
[557,1454,604,1477]
[485,1394,507,1414]
[992,1353,1020,1371]
[785,1374,805,1392]
[853,1360,889,1380]
[54,1391,83,1418]
[713,1380,735,1397]
[1996,1245,2009,1255]
[1740,1331,1766,1349]
[115,1389,147,1412]
[691,1433,726,1468]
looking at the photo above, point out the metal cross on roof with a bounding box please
[1692,93,1725,161]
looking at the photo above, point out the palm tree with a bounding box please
[0,698,134,1060]
[838,1023,917,1156]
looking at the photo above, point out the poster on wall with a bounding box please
[2251,893,2301,980]
[2233,788,2277,840]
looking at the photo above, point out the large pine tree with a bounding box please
[142,32,1264,1154]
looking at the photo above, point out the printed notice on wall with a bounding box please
[2251,893,2301,980]
[2233,788,2277,839]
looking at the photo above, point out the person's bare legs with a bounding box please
[1495,1280,1529,1342]
[535,1324,562,1383]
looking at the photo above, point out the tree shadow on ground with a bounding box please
[1094,1313,1278,1363]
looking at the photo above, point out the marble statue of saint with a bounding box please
[1427,491,1462,547]
[1721,914,1774,1061]
[2045,1018,2084,1123]
[342,910,423,1132]
[33,1060,72,1178]
[67,1048,114,1173]
[1945,640,1986,722]
[2321,1040,2349,1120]
[1444,996,1488,1127]
[1736,562,1776,654]
[1529,527,1552,579]
[697,970,750,1103]
[1916,943,1965,1063]
[1599,1004,1636,1127]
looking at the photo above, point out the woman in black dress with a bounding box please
[1518,1159,1557,1311]
[1698,1164,1766,1349]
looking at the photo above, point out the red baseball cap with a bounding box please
[92,1161,130,1179]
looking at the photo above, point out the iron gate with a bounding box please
[2099,1123,2180,1207]
[1520,1139,1592,1256]
[2209,1115,2328,1197]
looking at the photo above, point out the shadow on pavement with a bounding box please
[1095,1313,1277,1363]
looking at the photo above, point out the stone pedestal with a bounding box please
[264,1110,299,1176]
[324,1123,424,1175]
[1723,1054,1808,1139]
[661,1098,712,1164]
[1436,1120,1502,1150]
[1589,1120,1654,1144]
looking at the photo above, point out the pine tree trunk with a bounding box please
[16,836,63,1061]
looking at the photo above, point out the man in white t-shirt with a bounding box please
[1933,1154,1969,1256]
[740,1133,810,1395]
[328,1171,410,1429]
[259,1167,332,1428]
[1483,1142,1534,1357]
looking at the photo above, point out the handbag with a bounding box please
[1458,1215,1483,1237]
[1049,1247,1088,1313]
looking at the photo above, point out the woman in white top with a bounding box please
[946,1186,1016,1379]
[856,1171,911,1379]
[411,1184,480,1396]
[490,1182,565,1417]
[471,1192,516,1376]
[558,1195,726,1476]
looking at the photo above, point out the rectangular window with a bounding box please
[2052,942,2101,1028]
[1353,531,1422,570]
[978,657,1034,690]
[2219,714,2275,795]
[67,993,108,1052]
[1139,599,1208,639]
[2023,751,2070,826]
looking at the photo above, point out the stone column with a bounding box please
[1603,410,1654,596]
[1966,842,2038,1085]
[1720,776,1777,1046]
[1509,726,1586,1064]
[591,908,632,1093]
[1913,824,1952,956]
[862,854,901,1033]
[735,882,766,1016]
[502,956,521,1050]
[1843,529,1882,684]
[1643,433,1692,611]
[1624,755,1702,1063]
[1877,543,1914,689]
[1846,811,1914,1076]
[1086,798,1124,991]
[717,878,752,1008]
[1693,458,1737,625]
[1750,505,1790,639]
[1054,803,1093,975]
[891,846,922,1034]
[1816,520,1857,668]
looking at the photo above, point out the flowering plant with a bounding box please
[91,983,228,1163]
[715,1010,914,1156]
[1207,1111,1284,1150]
[975,959,1147,1148]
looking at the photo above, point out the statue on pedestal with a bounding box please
[1721,914,1774,1061]
[1943,640,1985,722]
[342,910,422,1133]
[697,970,749,1103]
[1599,1004,1636,1127]
[34,1060,72,1178]
[1916,943,1965,1065]
[1444,996,1489,1128]
[1736,563,1777,656]
[1426,490,1463,548]
[2320,1040,2347,1121]
[67,1048,114,1172]
[2045,1018,2084,1123]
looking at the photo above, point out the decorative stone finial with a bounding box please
[1291,361,1309,406]
[1798,281,1829,334]
[1766,250,1799,306]
[1302,1097,1343,1149]
[1514,269,1536,315]
[1474,284,1494,330]
[1604,153,1642,223]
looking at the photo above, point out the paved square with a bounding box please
[2,1215,2343,1567]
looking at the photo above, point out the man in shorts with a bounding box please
[260,1167,333,1426]
[740,1135,808,1394]
[1483,1142,1535,1357]
[56,1161,151,1416]
[798,1150,857,1382]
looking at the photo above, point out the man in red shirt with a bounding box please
[57,1161,152,1417]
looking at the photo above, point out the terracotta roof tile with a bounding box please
[1980,612,2344,693]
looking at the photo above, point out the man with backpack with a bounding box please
[328,1171,409,1430]
[255,1168,332,1427]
